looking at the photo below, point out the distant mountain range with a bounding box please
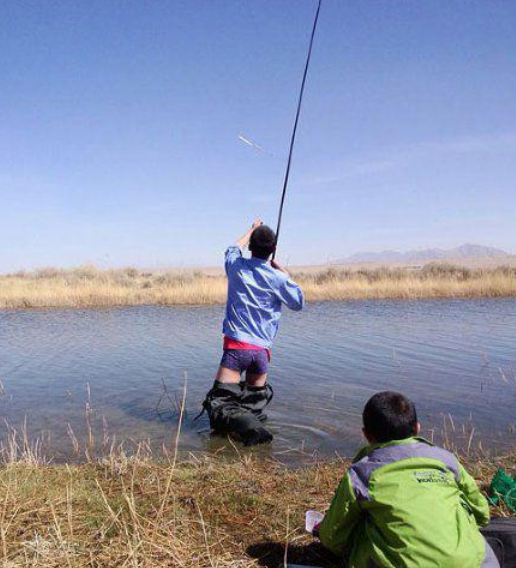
[338,244,510,265]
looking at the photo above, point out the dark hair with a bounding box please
[249,225,276,259]
[363,391,418,443]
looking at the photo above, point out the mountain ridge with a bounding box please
[337,244,510,265]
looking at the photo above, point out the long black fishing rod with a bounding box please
[273,0,323,258]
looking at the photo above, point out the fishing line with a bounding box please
[273,0,323,258]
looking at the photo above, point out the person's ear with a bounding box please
[363,427,375,444]
[414,422,421,436]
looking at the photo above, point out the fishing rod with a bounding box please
[273,0,323,259]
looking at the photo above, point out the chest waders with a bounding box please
[199,381,274,446]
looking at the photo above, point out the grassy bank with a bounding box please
[1,263,516,309]
[0,449,514,568]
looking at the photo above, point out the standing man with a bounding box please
[201,219,304,446]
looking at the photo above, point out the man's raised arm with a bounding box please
[236,218,263,249]
[271,259,305,311]
[225,219,264,275]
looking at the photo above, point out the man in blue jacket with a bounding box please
[202,219,304,446]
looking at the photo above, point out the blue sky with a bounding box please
[1,0,515,271]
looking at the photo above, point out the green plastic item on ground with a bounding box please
[489,468,516,512]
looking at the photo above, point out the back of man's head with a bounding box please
[249,225,276,260]
[363,391,418,443]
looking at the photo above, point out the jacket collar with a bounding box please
[352,436,434,463]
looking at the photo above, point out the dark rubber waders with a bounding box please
[200,381,273,446]
[241,383,274,422]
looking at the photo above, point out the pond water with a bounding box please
[0,299,515,464]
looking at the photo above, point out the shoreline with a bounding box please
[1,294,515,313]
[0,451,513,566]
[1,264,515,310]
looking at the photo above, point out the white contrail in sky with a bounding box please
[238,134,274,156]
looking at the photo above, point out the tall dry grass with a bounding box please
[300,264,516,302]
[0,265,225,309]
[0,429,514,568]
[0,451,338,567]
[1,263,516,309]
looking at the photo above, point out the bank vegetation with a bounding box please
[0,435,513,568]
[1,263,516,309]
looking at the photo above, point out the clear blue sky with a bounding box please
[1,0,515,271]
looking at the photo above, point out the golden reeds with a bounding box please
[0,446,514,567]
[1,263,516,309]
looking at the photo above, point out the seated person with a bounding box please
[316,391,499,568]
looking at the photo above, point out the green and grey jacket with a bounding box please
[319,437,497,568]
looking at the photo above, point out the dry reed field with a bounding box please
[1,263,516,309]
[0,434,514,568]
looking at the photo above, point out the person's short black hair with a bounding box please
[249,225,276,259]
[362,391,418,443]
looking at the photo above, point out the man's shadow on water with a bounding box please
[246,541,343,568]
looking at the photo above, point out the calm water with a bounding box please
[0,299,515,464]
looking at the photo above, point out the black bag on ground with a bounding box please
[482,518,516,567]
